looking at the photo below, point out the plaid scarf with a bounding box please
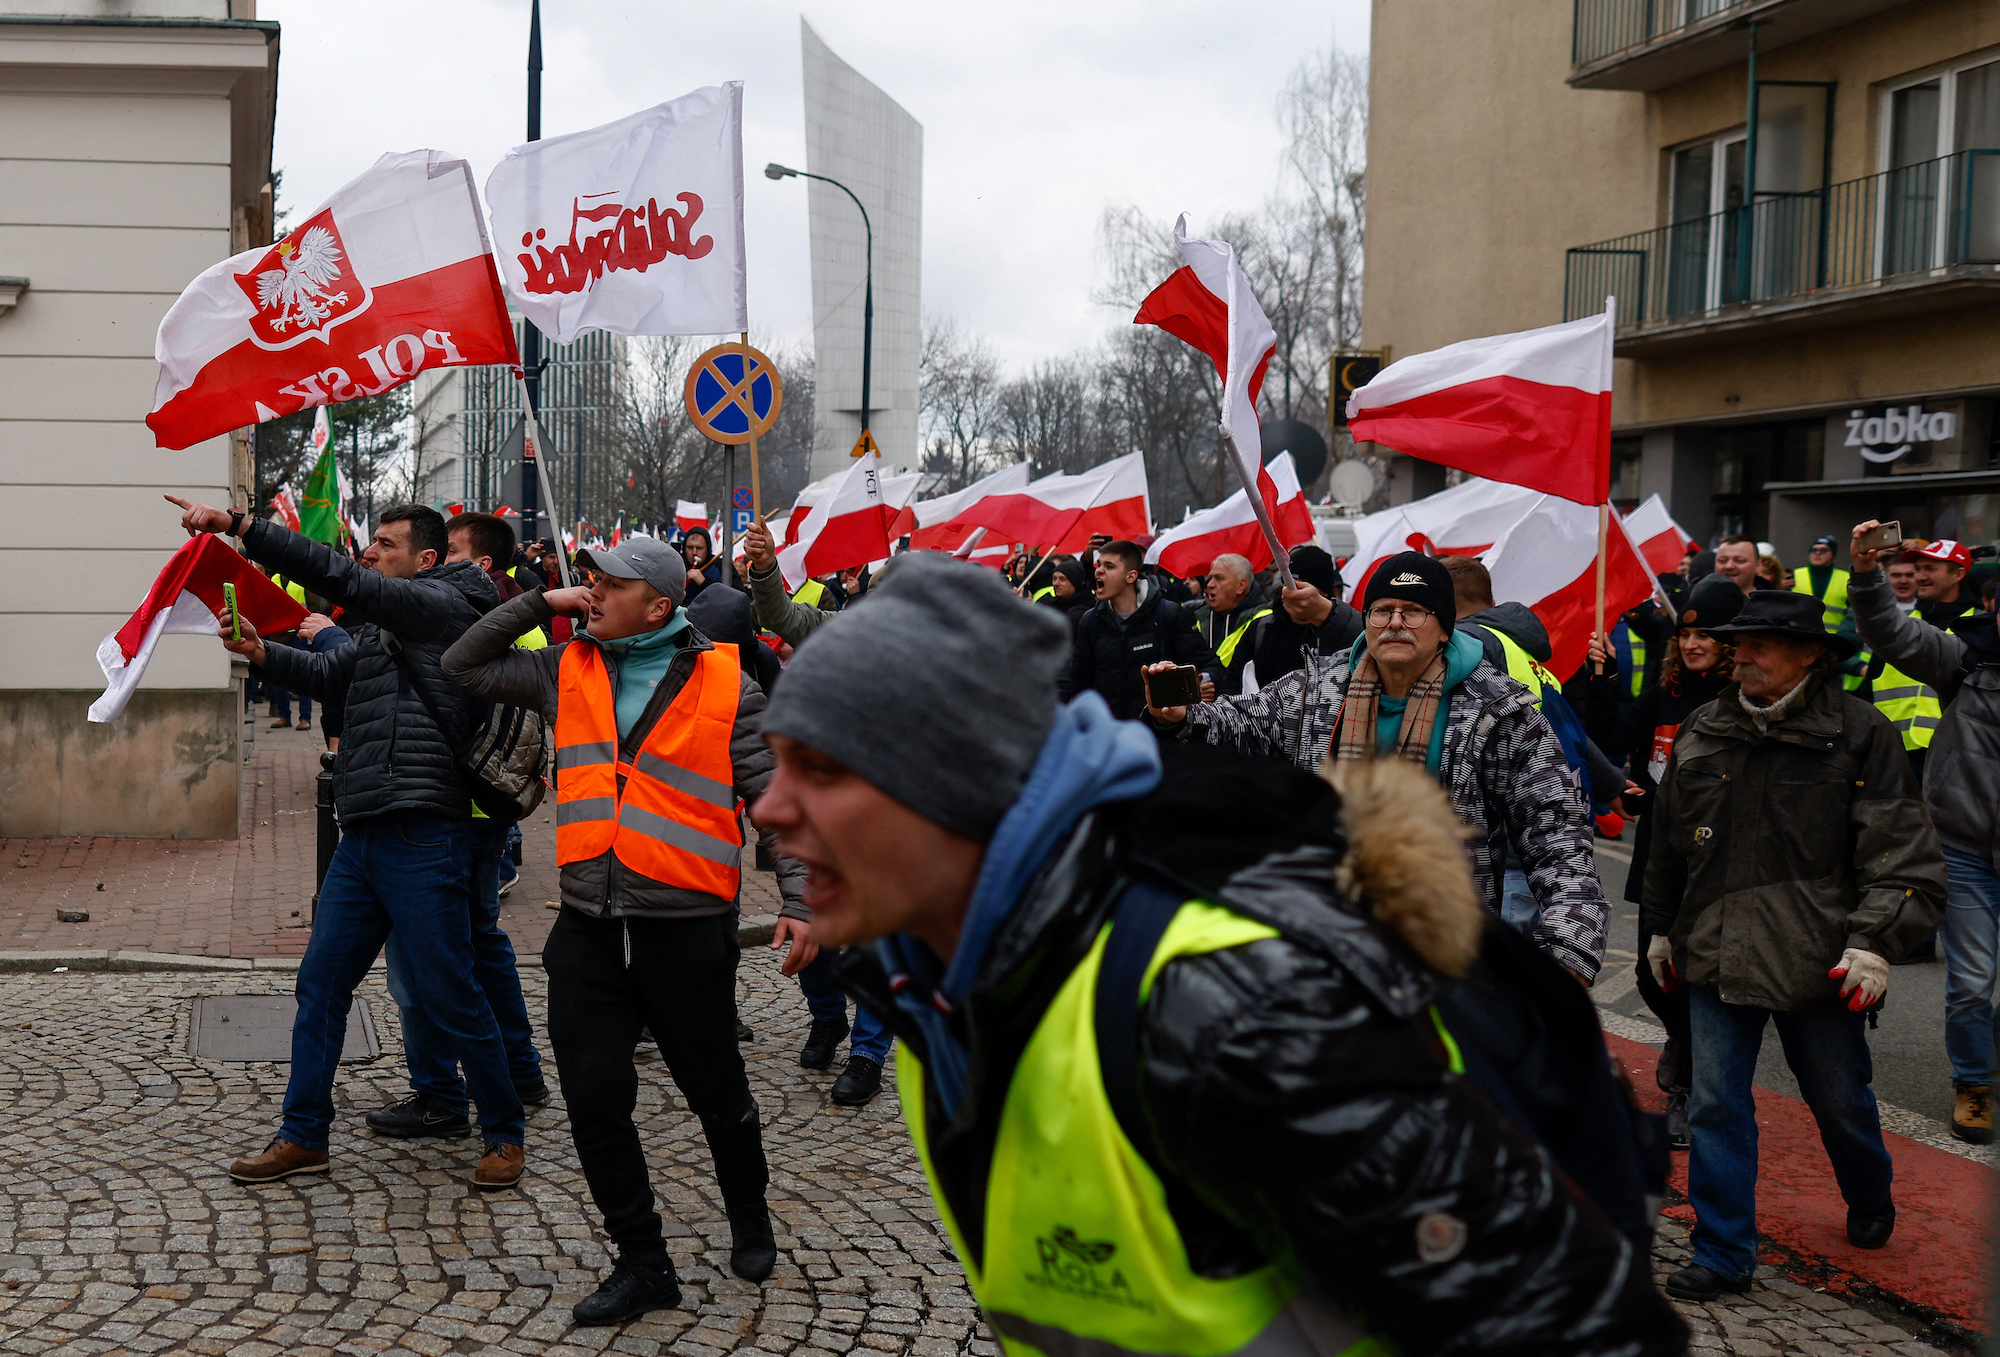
[1330,649,1448,765]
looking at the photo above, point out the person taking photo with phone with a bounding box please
[1059,539,1214,719]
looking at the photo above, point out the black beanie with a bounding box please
[1362,551,1457,632]
[1288,544,1339,597]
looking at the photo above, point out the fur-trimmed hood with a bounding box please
[1329,757,1483,977]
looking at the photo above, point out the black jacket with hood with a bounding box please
[242,519,498,825]
[1058,578,1214,720]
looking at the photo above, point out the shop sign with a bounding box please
[1843,404,1956,463]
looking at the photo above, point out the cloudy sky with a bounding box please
[261,0,1369,373]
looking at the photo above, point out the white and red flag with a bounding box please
[777,454,894,590]
[951,461,1127,549]
[1344,478,1652,678]
[676,500,709,535]
[486,84,747,343]
[1345,301,1616,505]
[1146,452,1315,580]
[904,461,1033,552]
[1053,451,1151,551]
[1621,493,1697,575]
[268,489,301,533]
[148,150,519,451]
[90,536,307,723]
[783,467,918,548]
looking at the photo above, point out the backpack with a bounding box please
[381,628,549,822]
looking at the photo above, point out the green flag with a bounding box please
[299,406,343,545]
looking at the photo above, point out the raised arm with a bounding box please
[440,590,569,721]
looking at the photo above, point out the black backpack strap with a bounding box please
[1092,878,1187,1180]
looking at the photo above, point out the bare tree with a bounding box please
[918,317,1005,493]
[996,357,1099,476]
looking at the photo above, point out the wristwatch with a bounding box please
[229,510,246,537]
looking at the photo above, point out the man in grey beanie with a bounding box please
[751,553,1682,1357]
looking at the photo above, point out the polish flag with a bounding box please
[1345,478,1651,679]
[904,461,1033,552]
[1621,493,1697,575]
[269,490,301,533]
[777,454,894,590]
[676,500,709,534]
[952,461,1126,549]
[1146,452,1315,580]
[783,468,918,548]
[148,150,520,451]
[1345,301,1616,506]
[1053,451,1152,551]
[780,469,843,547]
[90,536,307,723]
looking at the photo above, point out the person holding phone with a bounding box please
[1057,540,1214,720]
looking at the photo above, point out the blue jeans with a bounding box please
[1686,985,1893,1282]
[1941,846,2000,1089]
[797,948,891,1064]
[384,821,543,1109]
[282,814,523,1150]
[1500,865,1541,932]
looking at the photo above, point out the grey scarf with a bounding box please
[1739,672,1815,734]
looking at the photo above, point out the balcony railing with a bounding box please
[1564,149,2000,327]
[1572,0,1748,69]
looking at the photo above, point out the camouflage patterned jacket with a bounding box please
[1165,649,1610,980]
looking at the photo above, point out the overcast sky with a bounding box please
[261,0,1369,373]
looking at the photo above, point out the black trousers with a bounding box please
[543,907,767,1263]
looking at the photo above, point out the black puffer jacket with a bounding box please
[242,520,497,824]
[840,750,1681,1356]
[1057,578,1215,719]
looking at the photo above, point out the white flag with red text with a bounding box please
[486,84,747,343]
[91,536,307,723]
[148,150,519,451]
[1147,452,1314,579]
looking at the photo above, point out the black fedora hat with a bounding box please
[1705,589,1860,661]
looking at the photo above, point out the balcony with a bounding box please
[1571,0,1917,91]
[1564,150,2000,354]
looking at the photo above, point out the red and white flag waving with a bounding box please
[269,489,301,533]
[486,84,747,343]
[148,150,519,451]
[1346,301,1616,506]
[904,461,1032,552]
[1135,216,1275,491]
[90,536,306,723]
[1147,452,1315,580]
[778,454,894,590]
[676,500,709,535]
[1345,478,1651,678]
[1622,493,1697,574]
[1053,451,1151,551]
[951,461,1128,549]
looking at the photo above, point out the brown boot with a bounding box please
[474,1140,525,1190]
[229,1137,330,1184]
[1953,1086,1994,1145]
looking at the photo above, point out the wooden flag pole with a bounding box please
[1218,425,1296,590]
[513,375,573,588]
[1594,502,1609,675]
[1014,540,1069,597]
[740,331,763,518]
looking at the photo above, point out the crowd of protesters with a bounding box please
[161,484,2000,1348]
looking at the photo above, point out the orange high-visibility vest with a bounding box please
[554,639,743,899]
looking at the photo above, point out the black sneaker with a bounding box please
[515,1078,551,1108]
[1665,1088,1690,1150]
[831,1055,882,1106]
[1847,1203,1895,1249]
[1663,1264,1752,1301]
[799,1018,849,1071]
[365,1093,472,1139]
[728,1203,777,1282]
[572,1260,682,1325]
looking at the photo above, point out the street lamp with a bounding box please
[766,162,872,439]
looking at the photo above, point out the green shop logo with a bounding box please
[1027,1228,1151,1313]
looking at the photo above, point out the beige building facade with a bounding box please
[1365,0,2000,558]
[0,2,277,837]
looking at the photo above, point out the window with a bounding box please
[1882,54,2000,269]
[1611,438,1644,513]
[1666,131,1745,315]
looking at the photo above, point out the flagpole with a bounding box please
[514,375,573,588]
[1217,426,1296,590]
[1592,294,1616,676]
[740,331,762,518]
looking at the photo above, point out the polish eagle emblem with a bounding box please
[235,209,368,348]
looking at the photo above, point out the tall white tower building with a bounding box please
[800,19,921,480]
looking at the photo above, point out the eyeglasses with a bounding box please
[1365,604,1434,628]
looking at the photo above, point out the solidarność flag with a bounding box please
[90,536,306,723]
[1345,301,1616,506]
[147,150,520,451]
[486,84,748,343]
[1146,451,1315,580]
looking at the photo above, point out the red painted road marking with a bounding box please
[1607,1032,1994,1332]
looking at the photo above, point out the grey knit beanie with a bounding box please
[761,552,1069,841]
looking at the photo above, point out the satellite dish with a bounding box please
[1258,419,1328,488]
[1328,460,1374,508]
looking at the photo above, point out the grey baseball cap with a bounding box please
[575,536,687,606]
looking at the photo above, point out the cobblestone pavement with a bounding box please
[0,945,1971,1356]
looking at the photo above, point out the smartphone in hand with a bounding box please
[1145,664,1202,708]
[222,582,241,640]
[1858,521,1902,555]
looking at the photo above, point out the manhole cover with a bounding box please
[189,994,379,1063]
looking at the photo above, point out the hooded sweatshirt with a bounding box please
[592,612,693,739]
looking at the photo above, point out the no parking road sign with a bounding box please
[684,343,783,444]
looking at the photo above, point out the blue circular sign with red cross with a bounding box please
[684,343,783,444]
[732,486,753,510]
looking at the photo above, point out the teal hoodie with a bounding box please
[593,612,693,740]
[1347,630,1484,773]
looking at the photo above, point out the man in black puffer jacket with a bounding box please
[164,495,527,1191]
[751,555,1683,1357]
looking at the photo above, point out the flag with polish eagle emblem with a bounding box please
[147,150,520,451]
[90,536,307,723]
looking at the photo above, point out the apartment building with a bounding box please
[1364,0,2000,557]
